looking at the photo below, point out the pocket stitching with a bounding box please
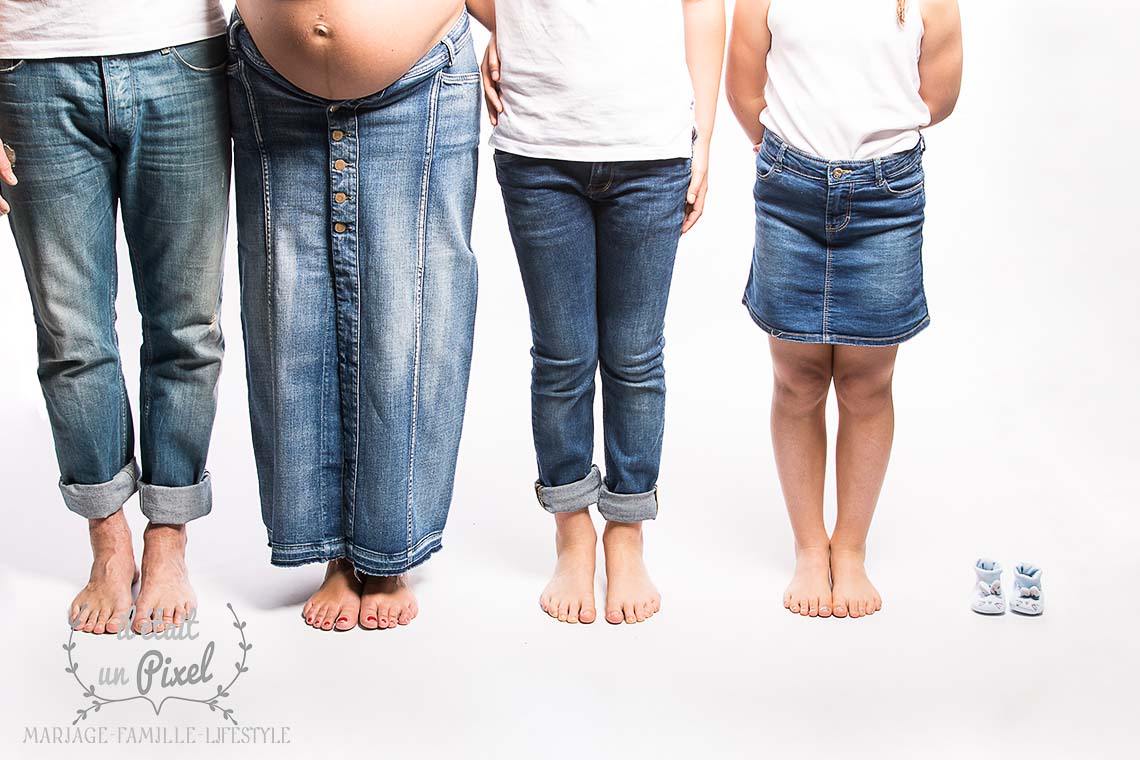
[440,71,481,85]
[171,44,227,74]
[0,59,25,74]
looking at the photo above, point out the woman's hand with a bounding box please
[481,32,504,126]
[682,138,710,234]
[0,139,17,215]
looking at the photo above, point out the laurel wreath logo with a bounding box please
[64,603,251,726]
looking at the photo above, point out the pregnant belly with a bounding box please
[237,0,465,100]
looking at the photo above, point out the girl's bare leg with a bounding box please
[768,337,834,617]
[830,344,898,619]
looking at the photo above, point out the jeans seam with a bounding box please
[406,71,443,550]
[348,107,362,541]
[239,60,279,523]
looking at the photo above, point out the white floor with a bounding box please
[2,3,1138,758]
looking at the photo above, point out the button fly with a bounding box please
[332,129,345,141]
[334,222,347,233]
[334,159,347,171]
[334,192,348,203]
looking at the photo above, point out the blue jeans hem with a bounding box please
[744,299,931,346]
[535,465,602,514]
[59,459,139,519]
[597,484,659,523]
[267,533,443,576]
[138,472,213,524]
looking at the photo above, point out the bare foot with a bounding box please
[359,574,417,630]
[830,545,882,619]
[302,559,362,631]
[783,545,833,618]
[602,522,659,624]
[70,509,138,635]
[132,523,196,634]
[539,509,597,624]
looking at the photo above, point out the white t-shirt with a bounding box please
[0,0,226,59]
[761,0,931,160]
[490,0,694,162]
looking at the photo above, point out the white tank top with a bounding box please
[0,0,226,59]
[490,0,694,162]
[760,0,931,161]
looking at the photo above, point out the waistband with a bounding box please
[760,131,924,185]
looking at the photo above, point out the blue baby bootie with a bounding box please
[1010,563,1043,616]
[971,558,1005,615]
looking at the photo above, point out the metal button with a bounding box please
[334,222,347,233]
[832,167,844,180]
[333,159,347,171]
[334,192,347,203]
[331,130,345,141]
[329,105,339,113]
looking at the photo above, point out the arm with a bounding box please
[681,0,726,234]
[470,0,503,125]
[919,0,963,126]
[466,0,495,32]
[725,0,771,149]
[0,140,15,215]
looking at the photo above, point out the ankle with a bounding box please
[829,540,867,557]
[793,542,830,559]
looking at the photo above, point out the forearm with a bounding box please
[466,0,495,32]
[683,0,726,149]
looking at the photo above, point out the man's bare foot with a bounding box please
[784,545,833,618]
[602,521,659,624]
[302,559,362,631]
[539,509,597,624]
[359,574,417,629]
[830,545,882,618]
[132,523,196,634]
[70,509,138,635]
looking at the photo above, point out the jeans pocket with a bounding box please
[882,161,925,196]
[0,59,25,74]
[170,36,228,73]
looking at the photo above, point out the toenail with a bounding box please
[366,616,376,622]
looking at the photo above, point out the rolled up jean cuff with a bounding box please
[139,471,213,524]
[59,459,139,519]
[534,465,602,514]
[597,484,658,523]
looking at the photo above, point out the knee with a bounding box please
[532,343,598,396]
[833,365,894,416]
[599,336,665,387]
[772,357,832,415]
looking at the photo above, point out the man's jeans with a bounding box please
[0,38,230,523]
[494,153,690,522]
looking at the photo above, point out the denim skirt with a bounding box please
[228,12,481,574]
[744,131,930,346]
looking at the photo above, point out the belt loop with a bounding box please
[919,134,927,154]
[776,141,788,172]
[874,157,884,185]
[441,33,457,65]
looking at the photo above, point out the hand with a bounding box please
[481,33,504,126]
[0,139,16,215]
[682,140,710,234]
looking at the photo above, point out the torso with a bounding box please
[236,0,465,100]
[761,0,930,160]
[489,0,694,162]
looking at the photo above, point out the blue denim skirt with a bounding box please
[743,131,930,346]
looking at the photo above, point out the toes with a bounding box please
[788,600,800,613]
[606,607,623,624]
[783,593,792,609]
[334,611,355,631]
[874,596,883,612]
[798,599,810,616]
[579,604,597,624]
[376,605,391,628]
[71,604,92,631]
[92,607,110,635]
[397,607,413,625]
[623,603,636,624]
[808,597,819,617]
[819,600,832,618]
[634,602,647,622]
[567,600,581,624]
[359,602,379,630]
[833,601,848,618]
[105,609,126,634]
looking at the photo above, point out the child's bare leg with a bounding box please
[769,338,834,617]
[830,344,897,618]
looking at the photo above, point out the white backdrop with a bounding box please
[2,1,1138,757]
